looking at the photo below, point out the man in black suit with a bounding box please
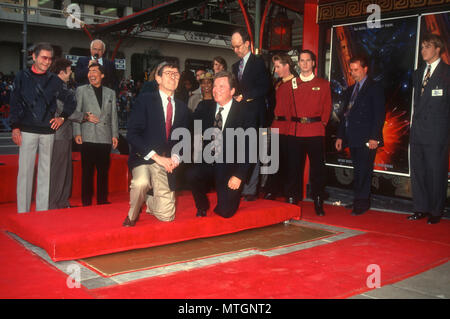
[335,55,385,216]
[74,39,117,91]
[187,71,258,218]
[123,61,191,226]
[408,34,449,225]
[231,29,270,201]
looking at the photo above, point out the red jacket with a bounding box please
[271,79,294,135]
[288,76,332,137]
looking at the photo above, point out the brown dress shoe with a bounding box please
[122,216,136,227]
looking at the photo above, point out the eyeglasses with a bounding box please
[231,42,245,50]
[39,56,53,62]
[163,71,180,79]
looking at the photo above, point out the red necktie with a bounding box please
[166,96,173,141]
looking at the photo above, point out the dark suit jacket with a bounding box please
[74,56,117,91]
[193,99,258,182]
[337,77,385,148]
[127,91,191,189]
[410,60,450,146]
[232,53,270,127]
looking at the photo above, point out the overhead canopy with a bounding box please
[85,0,308,36]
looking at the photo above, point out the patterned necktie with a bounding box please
[214,106,224,131]
[166,96,173,141]
[348,82,360,111]
[238,59,244,81]
[421,65,431,96]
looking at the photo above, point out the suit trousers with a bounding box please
[49,139,73,209]
[187,163,243,218]
[81,142,111,206]
[264,133,289,197]
[410,142,448,216]
[127,163,176,222]
[17,132,54,213]
[285,135,327,201]
[349,146,376,207]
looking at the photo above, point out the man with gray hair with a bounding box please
[75,39,117,90]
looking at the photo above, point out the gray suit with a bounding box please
[73,84,118,143]
[49,96,85,209]
[73,84,118,205]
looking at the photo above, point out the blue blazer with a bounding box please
[232,53,270,127]
[127,91,191,188]
[410,60,450,146]
[337,77,385,148]
[193,99,258,182]
[74,56,117,91]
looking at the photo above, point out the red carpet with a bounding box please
[300,201,450,245]
[90,231,449,299]
[0,231,93,299]
[2,193,301,261]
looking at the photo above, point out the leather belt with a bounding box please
[273,116,286,121]
[291,116,321,124]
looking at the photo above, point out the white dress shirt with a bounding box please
[215,98,233,129]
[422,58,441,81]
[145,90,176,160]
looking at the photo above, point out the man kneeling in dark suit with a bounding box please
[187,71,258,218]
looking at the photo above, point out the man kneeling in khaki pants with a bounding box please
[123,61,191,226]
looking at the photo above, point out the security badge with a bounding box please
[432,88,443,96]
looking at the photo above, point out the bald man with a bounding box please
[75,39,117,91]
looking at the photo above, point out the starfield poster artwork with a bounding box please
[326,16,418,176]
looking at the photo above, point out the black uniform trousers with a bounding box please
[286,135,326,201]
[81,142,111,206]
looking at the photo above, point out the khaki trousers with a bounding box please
[127,163,175,222]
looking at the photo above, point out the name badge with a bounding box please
[292,78,298,89]
[312,87,320,91]
[432,89,443,96]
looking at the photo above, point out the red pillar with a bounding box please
[302,0,319,62]
[301,0,319,199]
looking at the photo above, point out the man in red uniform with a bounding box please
[287,49,332,215]
[264,53,296,201]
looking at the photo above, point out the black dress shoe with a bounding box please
[264,193,276,200]
[427,216,441,224]
[314,196,325,216]
[351,208,368,216]
[243,194,257,202]
[286,197,298,205]
[407,212,428,221]
[196,209,207,217]
[122,216,136,227]
[98,201,112,205]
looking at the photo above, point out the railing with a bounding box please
[0,2,117,27]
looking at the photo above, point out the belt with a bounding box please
[273,116,286,121]
[291,116,321,124]
[245,98,254,102]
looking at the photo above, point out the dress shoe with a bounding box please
[314,196,325,216]
[243,194,257,202]
[98,201,111,205]
[351,208,368,216]
[196,209,207,217]
[122,216,136,227]
[427,216,441,224]
[286,197,298,205]
[263,193,276,200]
[407,212,428,221]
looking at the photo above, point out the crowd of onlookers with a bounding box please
[0,72,14,131]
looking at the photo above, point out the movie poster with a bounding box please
[419,11,450,180]
[326,16,418,175]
